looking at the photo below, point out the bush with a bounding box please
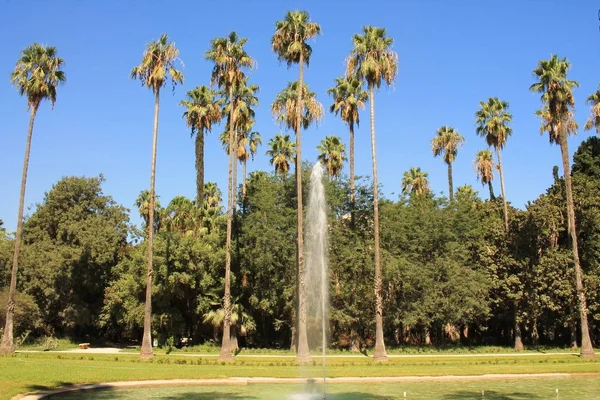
[41,336,59,351]
[0,289,42,337]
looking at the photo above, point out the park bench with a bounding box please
[78,343,90,349]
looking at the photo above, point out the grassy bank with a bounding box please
[2,352,600,399]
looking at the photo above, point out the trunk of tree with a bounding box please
[295,53,310,363]
[0,103,39,355]
[195,130,204,206]
[495,147,509,233]
[488,182,495,200]
[350,324,360,353]
[230,324,239,353]
[242,159,247,199]
[559,132,595,359]
[447,162,454,202]
[514,301,524,350]
[369,86,388,362]
[349,122,355,227]
[219,86,236,362]
[140,90,161,359]
[570,321,578,349]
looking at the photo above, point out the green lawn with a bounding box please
[2,352,599,399]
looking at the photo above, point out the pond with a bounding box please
[48,375,600,399]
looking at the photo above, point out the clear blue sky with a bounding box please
[1,0,599,232]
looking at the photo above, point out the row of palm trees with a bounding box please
[400,55,600,358]
[2,12,599,363]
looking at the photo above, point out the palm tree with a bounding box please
[327,76,368,212]
[401,167,430,196]
[0,43,65,354]
[473,150,496,200]
[205,31,254,362]
[135,190,162,233]
[346,25,398,362]
[180,86,223,205]
[317,135,347,179]
[475,97,512,232]
[584,87,600,133]
[266,134,296,177]
[431,126,465,202]
[272,10,321,362]
[203,297,256,353]
[531,54,595,359]
[238,131,262,198]
[130,33,183,359]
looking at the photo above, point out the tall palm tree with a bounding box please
[584,87,600,133]
[327,76,368,212]
[238,131,262,198]
[346,25,398,362]
[431,126,465,202]
[272,10,321,362]
[401,167,430,196]
[531,54,595,359]
[266,134,296,177]
[180,86,223,205]
[0,43,65,354]
[475,97,512,232]
[317,135,347,179]
[205,31,254,362]
[130,33,183,359]
[473,150,496,200]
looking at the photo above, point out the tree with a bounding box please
[346,25,398,362]
[135,190,162,234]
[584,87,600,134]
[1,43,66,354]
[431,126,465,202]
[530,54,595,358]
[401,167,430,196]
[205,31,254,362]
[180,86,223,205]
[238,131,262,198]
[317,135,347,179]
[475,97,512,232]
[327,76,368,215]
[266,134,296,177]
[130,33,183,359]
[272,10,321,361]
[474,149,496,200]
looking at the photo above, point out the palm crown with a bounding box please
[584,87,600,133]
[346,26,398,89]
[271,10,321,67]
[271,81,323,132]
[431,126,465,165]
[317,135,347,179]
[402,167,430,195]
[327,76,368,127]
[266,134,296,177]
[180,86,223,135]
[11,43,66,110]
[474,149,495,186]
[205,31,254,93]
[130,34,183,94]
[475,98,512,149]
[530,54,579,144]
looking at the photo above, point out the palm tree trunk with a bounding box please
[488,182,495,200]
[559,132,595,359]
[195,130,204,206]
[370,86,388,362]
[295,53,310,363]
[140,90,161,359]
[242,159,247,199]
[447,162,454,202]
[0,103,39,354]
[349,122,355,227]
[495,147,509,232]
[219,88,235,362]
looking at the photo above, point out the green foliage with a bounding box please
[0,289,41,336]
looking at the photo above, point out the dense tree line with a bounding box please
[2,9,600,363]
[2,138,600,355]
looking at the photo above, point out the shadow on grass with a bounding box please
[440,390,542,399]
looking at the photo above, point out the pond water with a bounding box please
[48,376,600,399]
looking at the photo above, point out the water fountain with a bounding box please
[298,162,329,399]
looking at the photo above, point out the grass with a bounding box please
[2,352,600,399]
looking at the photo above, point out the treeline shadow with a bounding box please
[440,390,542,399]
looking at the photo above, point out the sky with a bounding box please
[1,0,600,232]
